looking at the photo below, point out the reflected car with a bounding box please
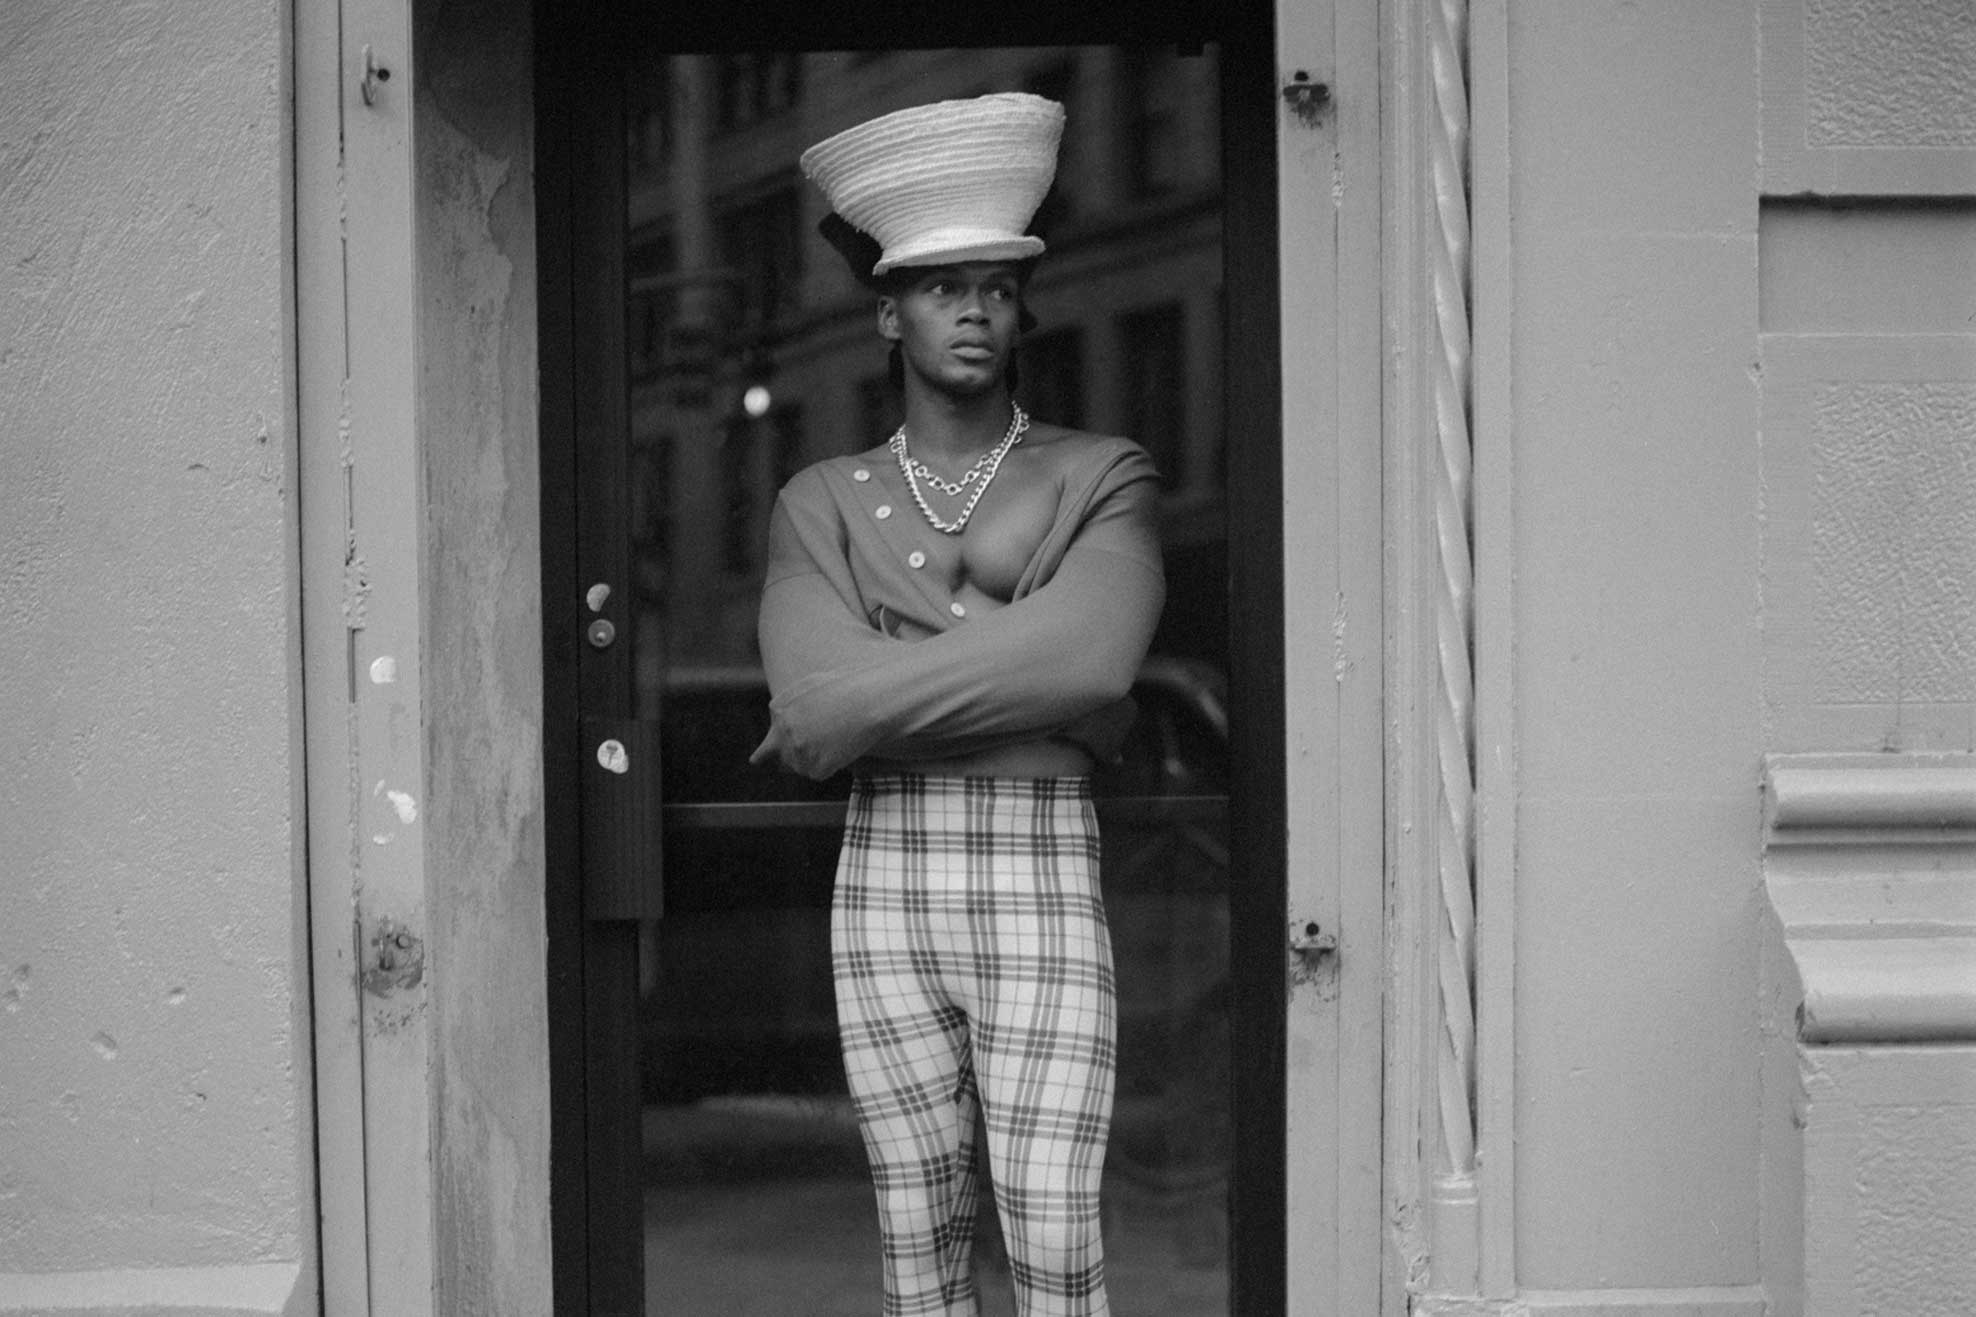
[639,655,1231,1126]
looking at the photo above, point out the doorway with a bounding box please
[537,3,1287,1312]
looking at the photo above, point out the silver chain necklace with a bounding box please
[889,404,1029,535]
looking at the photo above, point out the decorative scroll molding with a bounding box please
[1762,752,1976,1045]
[1429,0,1477,1200]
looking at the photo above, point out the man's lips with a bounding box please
[950,340,995,360]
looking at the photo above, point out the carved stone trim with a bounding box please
[1766,753,1976,839]
[1762,752,1976,1045]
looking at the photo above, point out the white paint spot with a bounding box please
[586,583,612,613]
[91,1032,118,1060]
[369,655,398,684]
[165,987,186,1007]
[372,832,394,846]
[386,789,418,824]
[597,739,630,774]
[743,384,773,418]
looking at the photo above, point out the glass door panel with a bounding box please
[621,46,1230,1314]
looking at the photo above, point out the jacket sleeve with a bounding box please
[757,452,1164,779]
[754,472,895,706]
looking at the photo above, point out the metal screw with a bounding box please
[360,45,392,107]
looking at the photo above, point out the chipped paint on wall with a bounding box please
[414,0,554,1308]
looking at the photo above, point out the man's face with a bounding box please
[878,262,1022,397]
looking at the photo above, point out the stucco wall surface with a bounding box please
[1758,0,1976,755]
[0,0,310,1309]
[1801,1046,1976,1315]
[1801,0,1976,148]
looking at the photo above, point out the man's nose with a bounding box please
[957,290,988,321]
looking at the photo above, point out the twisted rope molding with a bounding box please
[1428,0,1477,1198]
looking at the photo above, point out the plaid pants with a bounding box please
[834,774,1115,1317]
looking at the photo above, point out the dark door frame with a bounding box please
[536,3,1285,1310]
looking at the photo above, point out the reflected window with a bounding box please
[720,419,757,575]
[1025,60,1077,231]
[628,232,677,382]
[1118,303,1186,488]
[1018,325,1085,429]
[629,433,673,608]
[629,61,671,168]
[714,52,802,131]
[723,405,806,575]
[771,402,807,491]
[1123,47,1191,197]
[856,374,897,452]
[717,184,804,329]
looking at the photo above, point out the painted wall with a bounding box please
[1507,1,1763,1301]
[1503,0,1973,1311]
[1752,1,1976,1313]
[0,2,312,1313]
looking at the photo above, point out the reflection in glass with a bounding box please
[626,47,1229,1314]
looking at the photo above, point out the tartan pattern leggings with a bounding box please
[834,774,1116,1317]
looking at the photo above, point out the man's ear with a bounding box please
[876,296,901,342]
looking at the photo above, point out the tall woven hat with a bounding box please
[800,93,1064,276]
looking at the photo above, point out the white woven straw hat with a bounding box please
[800,93,1064,276]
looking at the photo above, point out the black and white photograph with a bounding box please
[2,1,1972,1314]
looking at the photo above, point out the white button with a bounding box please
[908,551,926,569]
[853,468,871,482]
[875,504,892,520]
[949,601,967,618]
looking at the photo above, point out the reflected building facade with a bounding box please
[623,48,1227,682]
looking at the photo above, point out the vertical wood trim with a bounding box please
[1468,0,1518,1298]
[345,0,438,1295]
[1380,0,1440,1302]
[299,0,437,1311]
[1276,0,1387,1311]
[295,0,370,1307]
[1334,0,1390,1313]
[1273,0,1342,1306]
